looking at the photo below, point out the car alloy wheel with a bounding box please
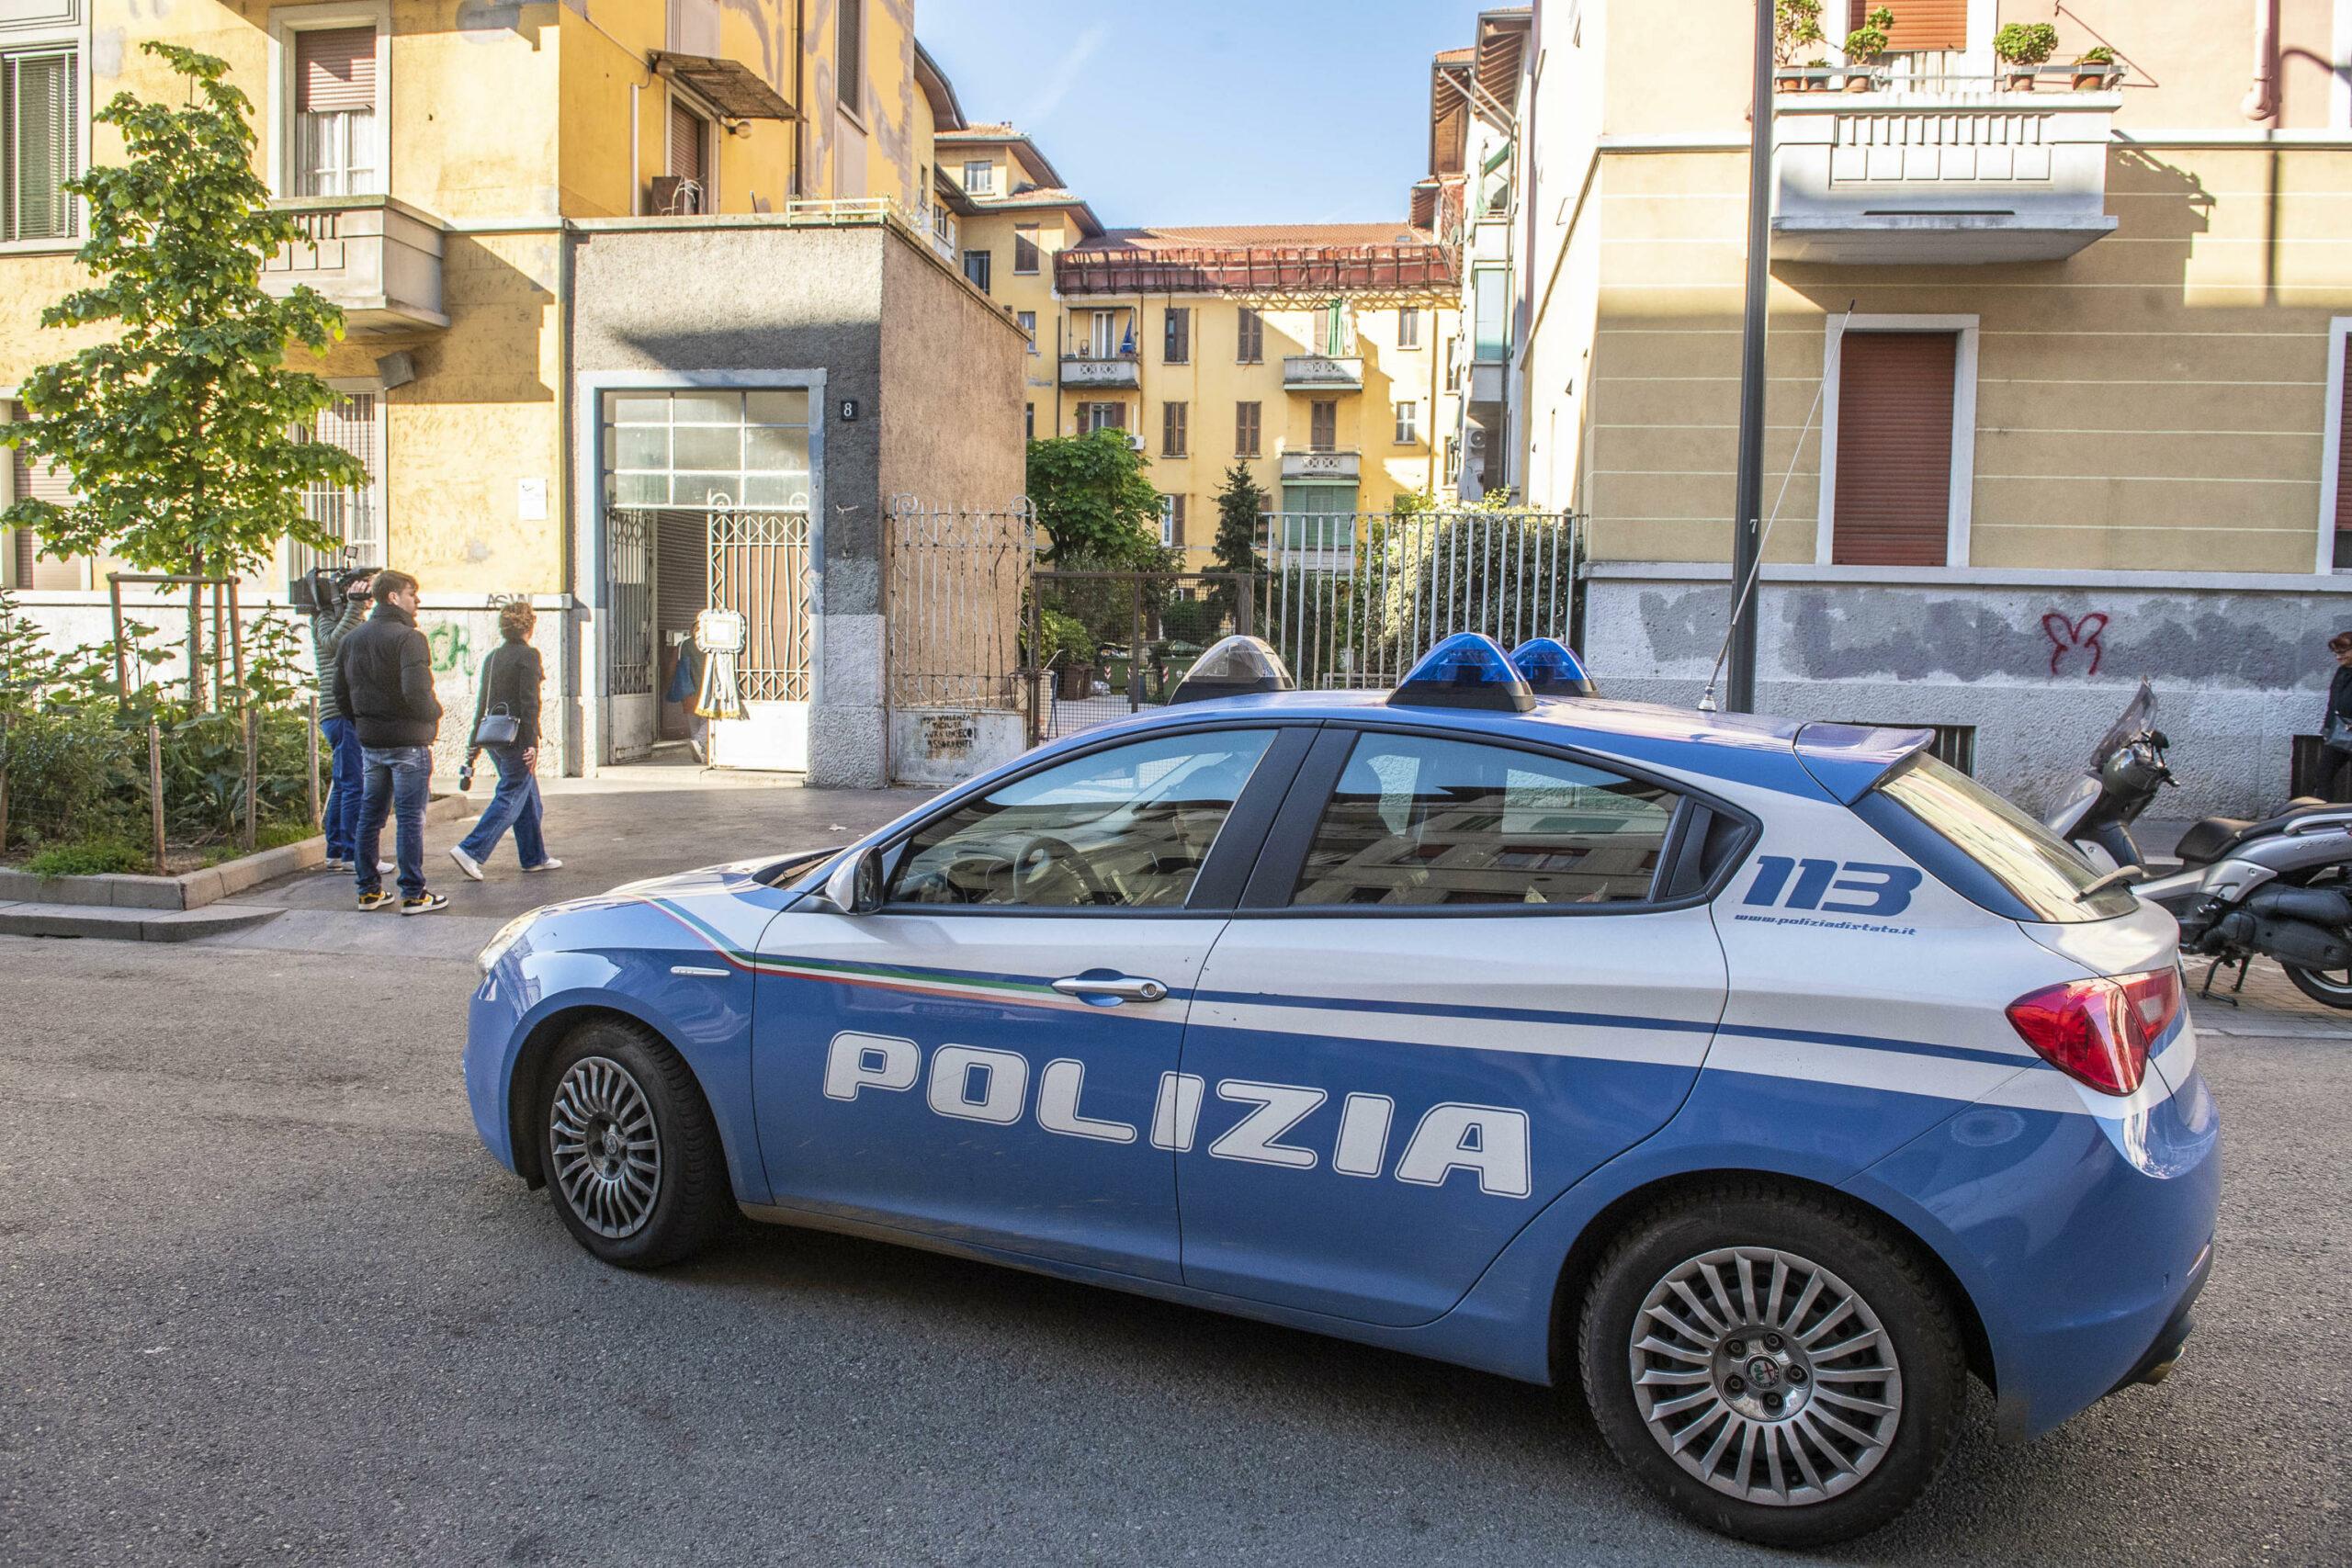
[1625,1246,1904,1506]
[548,1055,664,1239]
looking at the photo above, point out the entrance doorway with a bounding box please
[599,387,817,770]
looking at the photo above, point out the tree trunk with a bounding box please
[186,573,205,716]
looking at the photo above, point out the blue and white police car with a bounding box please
[463,634,2217,1547]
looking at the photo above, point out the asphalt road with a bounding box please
[3,935,2346,1567]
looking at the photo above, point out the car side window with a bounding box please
[1290,732,1678,908]
[888,729,1276,908]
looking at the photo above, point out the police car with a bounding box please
[463,634,2217,1547]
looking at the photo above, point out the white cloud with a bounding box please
[1020,23,1110,129]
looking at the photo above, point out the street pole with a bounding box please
[1726,0,1773,714]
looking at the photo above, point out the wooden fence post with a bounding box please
[307,695,321,829]
[242,705,258,855]
[147,717,166,874]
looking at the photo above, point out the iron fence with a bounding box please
[884,497,1036,711]
[707,511,813,703]
[1260,507,1580,690]
[605,506,655,696]
[1029,570,1255,744]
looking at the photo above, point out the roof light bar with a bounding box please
[1508,637,1597,697]
[1387,633,1535,713]
[1166,635,1296,705]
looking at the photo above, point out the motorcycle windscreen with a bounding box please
[2088,679,2158,772]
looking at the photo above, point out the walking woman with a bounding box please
[449,601,561,880]
[2324,631,2352,802]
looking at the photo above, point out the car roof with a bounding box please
[1058,691,1929,804]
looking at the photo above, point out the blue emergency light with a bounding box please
[1387,633,1535,713]
[1167,634,1296,704]
[1508,637,1597,697]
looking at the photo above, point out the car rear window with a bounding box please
[1868,755,2137,923]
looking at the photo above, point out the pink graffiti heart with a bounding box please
[2042,611,2108,677]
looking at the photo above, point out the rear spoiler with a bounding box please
[1792,722,1938,805]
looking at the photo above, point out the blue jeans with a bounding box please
[456,744,548,869]
[321,716,364,862]
[357,744,433,899]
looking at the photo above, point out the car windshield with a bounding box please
[1874,755,2138,922]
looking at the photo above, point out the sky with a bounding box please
[916,0,1492,230]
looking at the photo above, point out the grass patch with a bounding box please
[198,818,317,865]
[25,839,153,877]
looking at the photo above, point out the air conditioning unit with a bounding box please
[648,175,704,216]
[1466,427,1487,455]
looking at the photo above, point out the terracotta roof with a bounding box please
[1078,221,1436,253]
[1433,46,1475,64]
[936,123,1018,140]
[971,186,1104,236]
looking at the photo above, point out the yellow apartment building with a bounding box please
[0,0,1026,785]
[1476,0,2352,814]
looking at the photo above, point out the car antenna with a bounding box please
[1695,299,1856,715]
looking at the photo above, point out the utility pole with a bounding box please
[1726,0,1773,713]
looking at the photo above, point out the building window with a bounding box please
[661,96,710,213]
[1161,400,1188,457]
[1443,435,1461,485]
[1310,399,1339,453]
[1393,400,1419,445]
[1278,484,1357,552]
[1473,267,1508,361]
[287,391,385,578]
[1017,310,1036,352]
[1159,492,1185,547]
[962,158,995,195]
[1013,223,1038,273]
[1164,307,1190,365]
[6,400,80,588]
[292,28,379,197]
[1025,402,1035,440]
[2324,319,2352,569]
[1082,309,1128,358]
[1236,400,1261,457]
[1823,320,1976,569]
[1396,306,1420,348]
[837,0,863,112]
[963,248,991,292]
[1080,401,1125,434]
[1857,0,1968,53]
[1236,307,1263,364]
[2,47,77,243]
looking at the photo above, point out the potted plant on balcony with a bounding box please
[2072,45,2116,91]
[1995,21,2059,91]
[1842,6,1893,93]
[1774,0,1826,93]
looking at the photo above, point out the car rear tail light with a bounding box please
[2005,967,2180,1096]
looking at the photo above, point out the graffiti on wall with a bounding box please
[2041,612,2109,678]
[425,595,533,680]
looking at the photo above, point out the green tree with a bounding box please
[0,44,362,588]
[1205,461,1269,627]
[1024,428,1164,566]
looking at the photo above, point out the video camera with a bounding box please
[288,563,377,615]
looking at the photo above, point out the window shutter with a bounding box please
[1311,400,1337,451]
[1170,494,1186,547]
[6,50,80,242]
[296,28,377,115]
[1849,1,1968,53]
[2335,335,2352,560]
[10,427,79,590]
[1832,332,1958,567]
[1237,401,1259,457]
[1162,400,1186,456]
[1164,308,1189,364]
[837,0,862,107]
[1238,308,1261,363]
[669,100,704,183]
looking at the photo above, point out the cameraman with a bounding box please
[306,567,373,871]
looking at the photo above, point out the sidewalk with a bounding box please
[199,770,933,960]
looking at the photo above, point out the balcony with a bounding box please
[262,197,448,331]
[1770,77,2120,265]
[1283,355,1364,392]
[1060,352,1141,389]
[1281,448,1360,483]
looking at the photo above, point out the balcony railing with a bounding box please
[1283,355,1364,391]
[1770,73,2120,264]
[262,196,448,330]
[1281,448,1360,482]
[1061,352,1142,389]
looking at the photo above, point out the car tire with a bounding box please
[1577,1181,1967,1549]
[538,1018,729,1269]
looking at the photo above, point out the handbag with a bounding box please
[472,703,521,748]
[2328,713,2352,751]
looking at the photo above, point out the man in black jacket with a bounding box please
[333,570,448,914]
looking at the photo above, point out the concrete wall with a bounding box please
[1585,565,2352,816]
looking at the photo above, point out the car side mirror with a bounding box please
[820,846,884,915]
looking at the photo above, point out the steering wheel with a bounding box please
[1012,835,1114,905]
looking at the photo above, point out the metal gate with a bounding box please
[706,510,815,770]
[1261,506,1580,690]
[603,505,660,761]
[1029,570,1256,743]
[882,499,1037,784]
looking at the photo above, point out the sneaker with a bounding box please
[401,891,449,916]
[521,858,564,873]
[322,857,350,872]
[356,889,393,911]
[378,860,395,874]
[448,846,485,882]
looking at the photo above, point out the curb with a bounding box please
[0,900,283,943]
[0,794,471,912]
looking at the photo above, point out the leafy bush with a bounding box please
[1844,7,1894,63]
[1773,0,1825,65]
[27,839,151,876]
[1995,21,2059,66]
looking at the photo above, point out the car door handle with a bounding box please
[1051,974,1169,1003]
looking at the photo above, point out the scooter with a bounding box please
[2046,682,2352,1010]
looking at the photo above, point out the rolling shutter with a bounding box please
[1849,1,1968,53]
[2335,335,2352,567]
[669,100,704,183]
[295,28,376,114]
[1832,332,1957,567]
[10,432,79,590]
